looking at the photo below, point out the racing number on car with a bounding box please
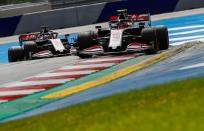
[112,33,120,39]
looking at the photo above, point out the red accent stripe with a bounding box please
[77,60,125,65]
[0,94,25,100]
[23,74,86,81]
[52,67,106,73]
[128,42,144,46]
[103,53,141,58]
[0,84,58,91]
[84,45,102,50]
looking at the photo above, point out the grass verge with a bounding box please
[1,76,204,131]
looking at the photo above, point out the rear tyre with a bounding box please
[23,41,37,60]
[155,26,169,50]
[8,46,24,62]
[141,27,158,54]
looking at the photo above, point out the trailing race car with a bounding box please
[71,9,169,58]
[8,26,70,62]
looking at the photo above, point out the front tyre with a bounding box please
[77,53,93,59]
[141,27,158,54]
[75,31,96,58]
[155,26,169,50]
[76,49,93,59]
[75,31,97,50]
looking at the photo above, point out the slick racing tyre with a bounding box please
[155,25,169,50]
[8,46,24,62]
[141,27,158,54]
[76,31,97,50]
[77,53,93,59]
[23,41,37,60]
[75,31,97,58]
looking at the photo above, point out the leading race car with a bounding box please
[8,26,70,62]
[71,9,169,58]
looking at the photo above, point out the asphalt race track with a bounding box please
[0,56,79,84]
[6,43,204,121]
[1,8,204,121]
[1,8,204,84]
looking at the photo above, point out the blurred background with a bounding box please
[0,0,46,6]
[0,0,120,18]
[0,0,120,8]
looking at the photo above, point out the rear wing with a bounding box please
[109,13,150,22]
[19,33,39,46]
[19,33,39,41]
[128,14,150,21]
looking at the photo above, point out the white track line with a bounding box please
[2,78,73,88]
[60,63,115,70]
[34,70,96,77]
[170,35,204,42]
[168,25,204,31]
[169,28,204,36]
[171,38,204,46]
[0,100,8,103]
[0,89,44,96]
[179,62,204,70]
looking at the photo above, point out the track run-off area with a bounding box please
[1,8,204,121]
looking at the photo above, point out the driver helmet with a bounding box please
[119,13,126,19]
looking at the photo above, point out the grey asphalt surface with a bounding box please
[0,56,79,84]
[2,8,204,121]
[1,8,204,85]
[5,43,204,121]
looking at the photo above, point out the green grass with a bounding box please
[1,76,204,131]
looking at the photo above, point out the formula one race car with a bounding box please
[8,26,70,62]
[71,9,169,58]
